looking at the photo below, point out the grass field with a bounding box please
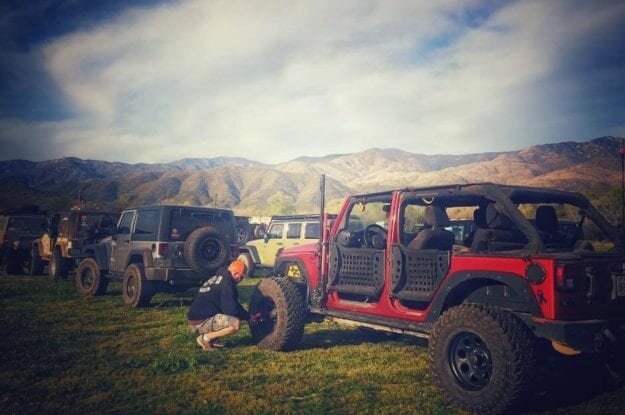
[1,274,624,415]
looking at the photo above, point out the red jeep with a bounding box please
[248,181,625,414]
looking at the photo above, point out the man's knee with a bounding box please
[231,319,241,331]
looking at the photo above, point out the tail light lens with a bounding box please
[157,243,169,257]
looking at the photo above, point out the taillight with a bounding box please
[157,243,169,257]
[556,264,578,291]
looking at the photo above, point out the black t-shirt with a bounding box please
[187,267,249,321]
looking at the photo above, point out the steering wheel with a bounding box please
[364,224,387,249]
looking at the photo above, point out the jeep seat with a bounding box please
[535,205,566,246]
[408,206,455,251]
[471,203,527,252]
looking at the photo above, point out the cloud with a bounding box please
[1,0,625,163]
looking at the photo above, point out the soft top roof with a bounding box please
[124,205,234,214]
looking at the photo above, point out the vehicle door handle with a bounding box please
[123,240,130,244]
[277,242,283,246]
[293,243,300,246]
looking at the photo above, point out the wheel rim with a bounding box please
[236,227,246,244]
[126,274,136,299]
[200,239,222,262]
[448,331,492,391]
[252,297,278,338]
[81,268,95,289]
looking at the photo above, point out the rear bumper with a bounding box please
[527,316,625,353]
[144,267,202,286]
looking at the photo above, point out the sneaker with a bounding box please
[210,339,226,348]
[196,335,213,351]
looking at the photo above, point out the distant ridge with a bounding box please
[0,136,623,215]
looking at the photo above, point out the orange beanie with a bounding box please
[228,260,246,275]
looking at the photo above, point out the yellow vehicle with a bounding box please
[237,214,335,277]
[31,209,118,279]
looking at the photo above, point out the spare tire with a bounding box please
[249,277,306,351]
[253,224,267,239]
[235,224,249,245]
[184,228,230,276]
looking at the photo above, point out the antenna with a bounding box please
[619,142,625,229]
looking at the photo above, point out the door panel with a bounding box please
[111,211,135,273]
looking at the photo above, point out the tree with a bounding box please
[266,192,296,216]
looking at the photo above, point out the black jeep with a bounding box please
[75,205,239,307]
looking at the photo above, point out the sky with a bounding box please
[1,0,624,165]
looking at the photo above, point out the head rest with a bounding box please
[424,205,450,228]
[473,207,487,228]
[485,203,513,229]
[536,205,559,233]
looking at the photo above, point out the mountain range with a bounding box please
[0,136,623,216]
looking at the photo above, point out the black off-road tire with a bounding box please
[249,277,306,351]
[50,249,69,281]
[184,228,230,276]
[75,258,108,296]
[29,246,44,276]
[122,263,153,307]
[237,252,255,277]
[429,304,535,415]
[253,224,266,239]
[235,224,249,245]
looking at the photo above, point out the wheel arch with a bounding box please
[425,271,543,325]
[125,249,153,269]
[84,244,110,272]
[239,245,261,264]
[273,257,312,305]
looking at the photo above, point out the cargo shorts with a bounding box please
[190,314,239,334]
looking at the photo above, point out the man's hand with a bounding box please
[249,312,263,325]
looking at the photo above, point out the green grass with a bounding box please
[1,275,624,415]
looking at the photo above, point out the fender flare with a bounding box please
[125,249,153,269]
[83,244,110,272]
[425,271,543,325]
[239,245,261,264]
[274,257,312,302]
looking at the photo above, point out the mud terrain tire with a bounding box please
[429,304,535,415]
[75,258,108,296]
[249,277,306,351]
[29,246,44,276]
[235,224,249,245]
[184,228,230,276]
[50,249,69,280]
[122,263,153,307]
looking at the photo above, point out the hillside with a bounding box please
[0,136,623,215]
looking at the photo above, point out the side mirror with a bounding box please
[264,233,270,243]
[112,233,118,241]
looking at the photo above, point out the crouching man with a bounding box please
[187,260,260,351]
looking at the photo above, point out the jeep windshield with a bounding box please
[169,208,235,242]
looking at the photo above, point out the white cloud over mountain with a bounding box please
[2,0,625,163]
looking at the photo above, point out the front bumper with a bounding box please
[527,316,625,353]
